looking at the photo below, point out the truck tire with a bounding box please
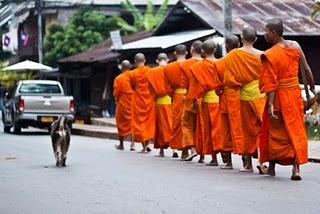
[13,124,21,134]
[11,114,21,134]
[4,125,11,133]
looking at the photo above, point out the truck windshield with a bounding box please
[19,84,62,94]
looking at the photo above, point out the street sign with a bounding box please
[110,30,123,50]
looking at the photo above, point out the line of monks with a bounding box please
[113,18,316,180]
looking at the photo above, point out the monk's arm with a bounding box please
[299,47,316,95]
[113,80,120,103]
[148,83,157,100]
[267,91,278,119]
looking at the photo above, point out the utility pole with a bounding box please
[37,0,43,63]
[224,0,232,37]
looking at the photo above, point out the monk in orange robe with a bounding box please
[215,35,240,169]
[223,26,266,172]
[179,40,203,162]
[113,60,135,151]
[164,44,188,159]
[129,53,156,153]
[147,53,172,157]
[259,19,315,180]
[188,39,222,165]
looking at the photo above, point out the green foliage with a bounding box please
[44,7,118,66]
[312,2,320,19]
[118,0,169,34]
[0,61,36,90]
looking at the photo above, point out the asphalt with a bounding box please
[1,126,320,214]
[73,117,320,162]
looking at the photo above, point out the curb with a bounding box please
[91,118,117,127]
[72,128,119,140]
[308,158,320,163]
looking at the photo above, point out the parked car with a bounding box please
[2,80,74,133]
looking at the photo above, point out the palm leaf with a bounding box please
[144,0,155,31]
[121,0,144,30]
[154,0,169,25]
[113,16,138,33]
[311,3,320,18]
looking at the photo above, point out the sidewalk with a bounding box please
[308,140,320,163]
[72,117,118,140]
[72,117,320,162]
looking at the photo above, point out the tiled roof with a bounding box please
[181,0,320,36]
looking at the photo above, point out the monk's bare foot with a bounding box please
[256,165,268,174]
[181,150,189,160]
[184,152,197,161]
[115,145,124,150]
[130,143,135,151]
[198,159,204,163]
[172,152,179,158]
[221,164,233,170]
[146,147,152,152]
[221,152,227,163]
[291,164,301,180]
[239,167,253,172]
[206,156,218,166]
[198,155,205,163]
[267,167,276,177]
[138,149,148,154]
[291,170,302,181]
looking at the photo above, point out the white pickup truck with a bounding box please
[2,80,74,133]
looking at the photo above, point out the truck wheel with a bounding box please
[13,123,21,134]
[4,125,11,133]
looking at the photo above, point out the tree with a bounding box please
[115,0,169,34]
[311,1,320,19]
[0,61,36,90]
[44,7,118,66]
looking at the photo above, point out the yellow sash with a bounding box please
[175,88,187,94]
[156,95,172,105]
[240,80,266,101]
[278,77,299,89]
[203,90,219,103]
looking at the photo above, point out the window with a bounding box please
[19,84,62,94]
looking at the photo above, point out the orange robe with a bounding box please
[215,59,234,153]
[129,65,156,142]
[259,45,308,165]
[164,61,186,150]
[113,70,133,137]
[188,59,222,155]
[147,65,172,149]
[179,58,202,149]
[223,49,266,155]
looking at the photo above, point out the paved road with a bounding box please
[1,123,320,214]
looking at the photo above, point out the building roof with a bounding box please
[43,0,178,6]
[178,0,320,36]
[119,29,215,50]
[59,31,153,64]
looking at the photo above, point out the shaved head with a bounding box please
[174,44,187,55]
[225,35,240,52]
[157,53,168,61]
[134,53,146,65]
[266,18,283,36]
[191,40,202,54]
[202,39,216,55]
[120,60,131,72]
[157,52,169,65]
[242,26,257,43]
